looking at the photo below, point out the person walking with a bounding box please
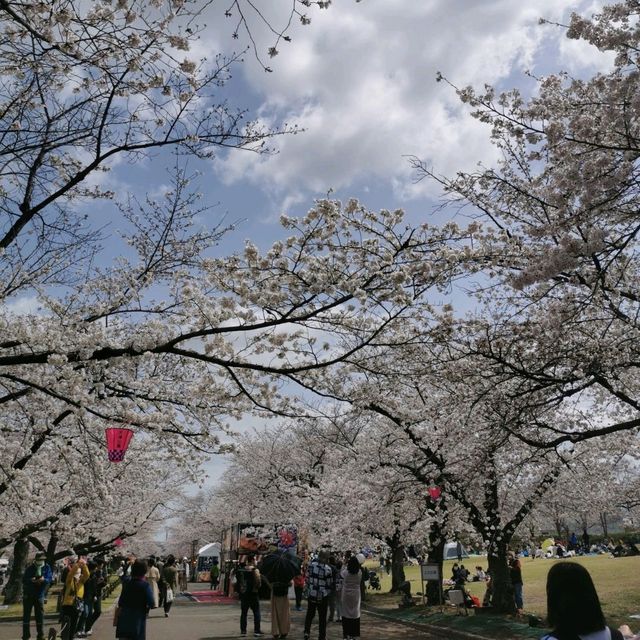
[155,557,165,608]
[508,551,524,615]
[146,558,160,609]
[60,558,90,640]
[340,556,361,640]
[237,556,264,637]
[22,551,53,640]
[293,571,305,611]
[327,556,338,623]
[84,557,106,636]
[334,560,343,623]
[541,562,624,640]
[76,560,98,637]
[303,551,333,640]
[113,560,154,640]
[162,556,178,618]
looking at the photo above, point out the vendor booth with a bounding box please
[196,542,221,582]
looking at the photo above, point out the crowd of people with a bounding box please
[21,552,107,640]
[521,532,640,560]
[232,549,369,640]
[20,550,188,640]
[18,542,640,640]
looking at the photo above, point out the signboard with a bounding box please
[235,524,299,555]
[420,563,441,581]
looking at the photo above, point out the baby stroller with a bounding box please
[368,569,381,590]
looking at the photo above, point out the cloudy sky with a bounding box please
[194,0,610,243]
[117,0,612,489]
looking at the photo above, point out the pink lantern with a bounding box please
[113,537,123,547]
[428,486,442,500]
[105,427,134,462]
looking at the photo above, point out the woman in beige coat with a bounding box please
[146,558,161,608]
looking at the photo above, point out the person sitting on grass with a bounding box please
[541,562,624,640]
[473,566,486,582]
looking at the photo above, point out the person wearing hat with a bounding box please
[22,551,53,640]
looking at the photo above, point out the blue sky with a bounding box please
[94,0,613,488]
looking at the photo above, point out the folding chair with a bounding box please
[448,589,468,616]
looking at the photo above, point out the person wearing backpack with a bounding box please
[237,556,263,637]
[541,562,624,640]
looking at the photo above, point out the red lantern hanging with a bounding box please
[428,486,442,500]
[105,427,134,462]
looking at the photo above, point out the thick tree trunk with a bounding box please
[487,542,515,614]
[425,522,445,605]
[600,512,609,538]
[390,543,406,592]
[425,540,445,605]
[553,518,566,540]
[3,538,29,604]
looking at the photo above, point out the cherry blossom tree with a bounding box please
[0,197,476,547]
[1,412,190,603]
[284,325,583,612]
[213,414,460,596]
[412,0,640,450]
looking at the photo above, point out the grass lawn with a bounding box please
[0,576,121,620]
[0,585,62,619]
[367,555,640,630]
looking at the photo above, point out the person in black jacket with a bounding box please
[78,558,106,637]
[22,551,53,640]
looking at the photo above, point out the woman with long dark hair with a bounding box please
[340,556,361,640]
[542,562,623,640]
[162,555,179,618]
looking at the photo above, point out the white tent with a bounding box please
[443,542,469,560]
[196,543,221,582]
[198,542,221,558]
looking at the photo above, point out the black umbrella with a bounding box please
[260,550,301,582]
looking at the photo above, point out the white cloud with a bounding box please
[210,0,604,203]
[2,295,41,315]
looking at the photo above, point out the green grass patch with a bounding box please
[0,584,62,619]
[0,575,121,620]
[367,555,640,630]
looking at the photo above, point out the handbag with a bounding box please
[165,587,174,603]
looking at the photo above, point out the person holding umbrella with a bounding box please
[260,550,301,640]
[267,578,291,640]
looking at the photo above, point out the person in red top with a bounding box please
[293,571,305,611]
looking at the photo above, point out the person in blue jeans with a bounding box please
[22,551,53,640]
[508,551,523,614]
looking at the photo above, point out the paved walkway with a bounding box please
[2,584,447,640]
